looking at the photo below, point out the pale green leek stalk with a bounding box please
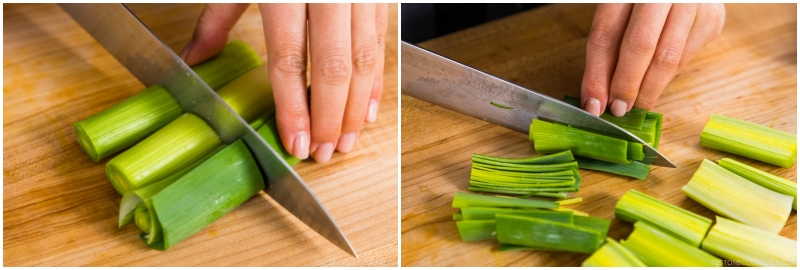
[529,119,643,164]
[701,216,797,267]
[615,189,712,247]
[683,159,793,233]
[718,158,797,210]
[621,222,721,267]
[106,65,275,194]
[581,238,646,267]
[700,114,797,167]
[74,40,261,162]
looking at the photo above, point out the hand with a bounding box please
[581,4,725,117]
[180,3,389,163]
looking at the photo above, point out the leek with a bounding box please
[529,119,643,164]
[562,95,662,147]
[459,207,573,223]
[682,159,793,233]
[701,216,797,267]
[614,189,712,247]
[106,65,276,194]
[576,157,651,180]
[451,192,558,209]
[620,222,721,267]
[700,114,797,167]
[718,158,797,210]
[456,220,496,241]
[581,238,647,267]
[495,214,605,254]
[74,40,261,162]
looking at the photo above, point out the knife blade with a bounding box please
[60,3,357,257]
[401,41,675,168]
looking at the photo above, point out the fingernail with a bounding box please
[585,98,601,116]
[313,143,334,163]
[610,99,628,117]
[292,132,309,159]
[179,41,193,62]
[336,133,357,153]
[366,99,378,123]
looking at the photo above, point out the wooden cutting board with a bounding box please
[4,3,398,266]
[401,3,796,266]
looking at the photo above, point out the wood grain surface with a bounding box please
[401,3,796,266]
[4,3,398,266]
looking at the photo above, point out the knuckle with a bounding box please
[587,27,619,53]
[636,94,658,109]
[271,47,306,76]
[653,45,682,70]
[318,53,352,83]
[626,27,658,55]
[351,47,376,74]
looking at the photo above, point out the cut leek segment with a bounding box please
[576,157,651,180]
[615,189,712,247]
[718,158,797,210]
[456,220,496,241]
[701,216,797,267]
[495,214,604,254]
[452,192,558,209]
[582,238,647,267]
[106,113,222,194]
[700,114,797,167]
[562,96,648,130]
[74,41,261,162]
[530,119,641,164]
[453,213,463,221]
[621,222,721,267]
[573,216,611,241]
[460,207,573,224]
[519,191,569,199]
[469,151,581,195]
[683,159,793,233]
[471,150,575,165]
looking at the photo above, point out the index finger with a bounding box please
[581,4,633,116]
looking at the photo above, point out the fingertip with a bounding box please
[312,143,335,163]
[610,99,628,117]
[336,132,357,153]
[291,132,310,159]
[584,97,602,117]
[366,99,378,123]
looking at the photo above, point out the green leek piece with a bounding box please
[615,189,712,247]
[74,41,261,162]
[718,158,797,210]
[562,96,662,147]
[530,119,642,164]
[556,197,582,205]
[453,213,463,221]
[582,238,647,267]
[519,191,569,199]
[630,113,662,148]
[471,150,575,165]
[576,157,651,180]
[217,65,274,122]
[701,216,797,267]
[621,222,721,267]
[456,220,496,241]
[573,215,611,240]
[700,114,797,167]
[469,151,581,194]
[256,118,301,165]
[495,214,604,254]
[683,159,793,233]
[106,113,222,194]
[553,206,589,217]
[460,207,573,224]
[451,192,558,209]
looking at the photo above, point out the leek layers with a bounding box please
[701,216,797,267]
[468,151,582,195]
[700,114,797,167]
[621,222,721,267]
[718,158,797,210]
[581,238,646,267]
[615,189,712,247]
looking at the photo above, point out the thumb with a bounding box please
[180,3,250,66]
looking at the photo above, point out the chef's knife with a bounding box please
[401,41,675,168]
[60,4,357,257]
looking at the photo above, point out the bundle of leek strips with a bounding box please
[74,40,261,162]
[614,189,712,247]
[581,238,646,267]
[700,114,797,167]
[701,216,797,267]
[495,214,609,254]
[106,65,274,194]
[718,158,797,210]
[120,117,300,250]
[468,151,582,195]
[621,222,721,266]
[683,159,793,233]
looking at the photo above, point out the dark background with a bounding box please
[401,3,548,43]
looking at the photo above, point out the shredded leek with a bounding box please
[620,222,721,267]
[74,40,261,162]
[718,158,797,210]
[700,114,797,167]
[615,189,712,247]
[701,216,797,267]
[582,238,647,267]
[683,159,793,233]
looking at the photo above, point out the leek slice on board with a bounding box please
[718,158,797,210]
[576,157,651,180]
[451,192,558,209]
[561,95,662,147]
[456,220,496,241]
[459,207,573,223]
[701,216,797,267]
[74,40,260,162]
[529,119,642,164]
[582,238,647,267]
[700,113,797,167]
[469,151,581,195]
[683,159,792,233]
[495,214,604,254]
[621,222,721,267]
[614,189,712,247]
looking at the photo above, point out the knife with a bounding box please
[60,4,357,257]
[401,41,675,168]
